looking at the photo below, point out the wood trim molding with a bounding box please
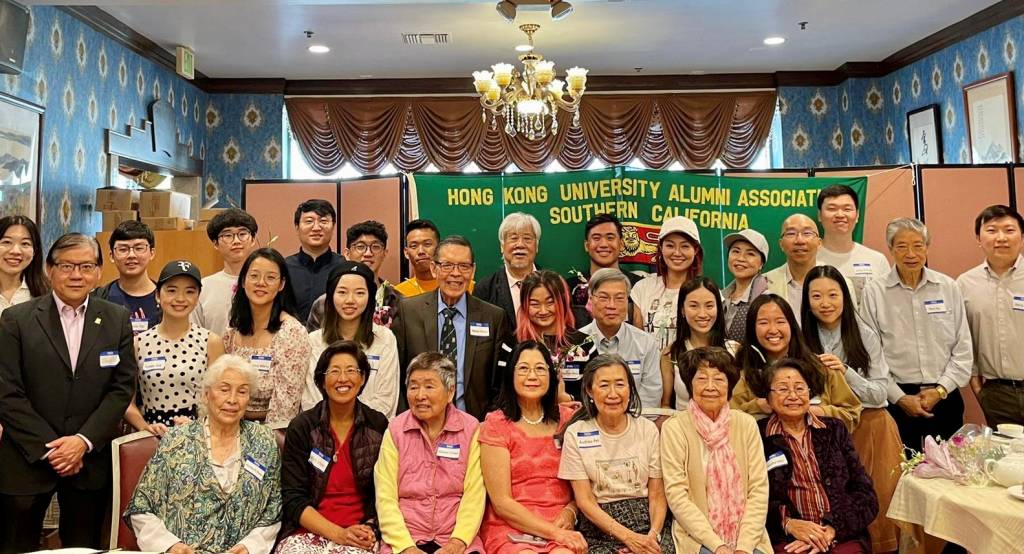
[62,0,1024,95]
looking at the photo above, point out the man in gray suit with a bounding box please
[392,235,511,419]
[0,233,137,552]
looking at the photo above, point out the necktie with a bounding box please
[441,306,458,363]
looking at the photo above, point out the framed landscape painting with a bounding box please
[963,72,1018,163]
[0,92,43,220]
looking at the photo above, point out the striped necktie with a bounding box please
[440,306,458,363]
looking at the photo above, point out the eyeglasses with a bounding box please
[53,262,98,274]
[781,230,820,241]
[514,365,550,376]
[350,242,385,254]
[113,244,150,257]
[770,385,810,397]
[435,261,474,274]
[245,272,280,285]
[592,293,628,305]
[218,230,253,243]
[299,217,334,228]
[325,368,362,379]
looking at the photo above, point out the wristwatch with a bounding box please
[935,385,949,400]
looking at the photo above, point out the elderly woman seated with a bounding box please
[124,354,282,554]
[374,352,486,554]
[557,354,674,554]
[754,357,878,554]
[660,347,772,554]
[276,340,390,554]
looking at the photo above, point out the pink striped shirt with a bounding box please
[53,293,87,373]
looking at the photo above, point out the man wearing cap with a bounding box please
[721,228,771,342]
[474,212,541,331]
[765,213,856,315]
[816,184,889,300]
[568,213,644,328]
[391,236,511,420]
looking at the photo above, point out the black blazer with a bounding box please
[0,294,137,494]
[391,291,511,419]
[473,267,518,331]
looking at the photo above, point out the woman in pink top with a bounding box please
[479,341,588,554]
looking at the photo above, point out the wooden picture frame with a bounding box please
[963,71,1018,163]
[0,92,44,221]
[907,104,943,164]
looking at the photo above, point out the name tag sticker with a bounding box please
[924,299,947,314]
[250,355,273,374]
[469,322,490,338]
[809,395,823,406]
[368,354,381,370]
[437,443,461,460]
[627,360,642,376]
[243,455,266,480]
[577,430,602,449]
[130,318,149,333]
[562,363,581,381]
[766,451,789,471]
[141,356,166,373]
[99,351,120,368]
[308,448,330,472]
[852,262,874,276]
[1013,295,1024,312]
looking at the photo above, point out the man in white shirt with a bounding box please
[861,217,973,448]
[474,212,540,330]
[578,268,662,408]
[815,184,889,299]
[191,208,259,336]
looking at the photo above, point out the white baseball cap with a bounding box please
[723,228,770,262]
[658,216,701,245]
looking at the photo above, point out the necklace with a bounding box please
[522,412,544,425]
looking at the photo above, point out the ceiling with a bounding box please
[32,0,1002,80]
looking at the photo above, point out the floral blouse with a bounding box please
[224,316,311,423]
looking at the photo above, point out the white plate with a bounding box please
[1009,485,1024,501]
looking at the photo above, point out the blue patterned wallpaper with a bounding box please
[0,6,283,248]
[779,14,1024,168]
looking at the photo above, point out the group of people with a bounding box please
[0,183,1020,554]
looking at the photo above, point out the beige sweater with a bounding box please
[730,366,863,432]
[660,409,773,554]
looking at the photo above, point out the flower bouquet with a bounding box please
[902,424,1004,486]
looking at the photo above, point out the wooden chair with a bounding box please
[109,430,159,550]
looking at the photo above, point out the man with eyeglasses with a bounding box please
[474,212,541,330]
[0,233,136,551]
[391,235,511,420]
[94,220,160,334]
[765,213,856,315]
[284,199,344,324]
[861,217,972,449]
[578,268,662,408]
[815,185,889,300]
[191,208,258,336]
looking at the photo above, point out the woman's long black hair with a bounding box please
[492,340,560,425]
[800,265,871,375]
[669,277,727,364]
[229,247,297,335]
[0,215,48,297]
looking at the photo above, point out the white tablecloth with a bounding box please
[887,474,1024,553]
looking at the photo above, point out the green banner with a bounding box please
[412,167,867,287]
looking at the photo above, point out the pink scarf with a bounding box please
[688,400,745,548]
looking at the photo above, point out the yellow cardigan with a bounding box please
[730,366,863,432]
[660,409,773,554]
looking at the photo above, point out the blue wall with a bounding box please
[779,14,1024,168]
[0,6,283,247]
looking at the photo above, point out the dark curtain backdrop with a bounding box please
[285,91,777,174]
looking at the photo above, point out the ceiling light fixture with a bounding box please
[494,1,575,23]
[472,23,587,141]
[763,36,786,46]
[496,0,517,22]
[308,44,330,54]
[550,0,573,20]
[515,44,534,52]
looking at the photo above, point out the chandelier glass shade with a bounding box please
[472,24,588,141]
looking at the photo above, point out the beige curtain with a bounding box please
[285,91,776,174]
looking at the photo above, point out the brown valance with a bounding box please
[285,91,776,174]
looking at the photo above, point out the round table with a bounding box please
[887,474,1024,553]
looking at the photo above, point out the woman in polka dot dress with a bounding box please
[124,260,225,435]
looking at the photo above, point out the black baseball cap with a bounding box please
[157,260,203,289]
[326,260,377,299]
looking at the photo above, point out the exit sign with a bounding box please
[176,46,195,80]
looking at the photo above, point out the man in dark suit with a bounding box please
[473,212,540,331]
[0,233,137,552]
[392,235,511,420]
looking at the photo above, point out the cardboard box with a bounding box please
[141,217,189,231]
[95,188,139,211]
[140,190,192,219]
[101,210,137,231]
[199,208,226,222]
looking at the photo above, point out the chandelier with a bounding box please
[472,23,588,140]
